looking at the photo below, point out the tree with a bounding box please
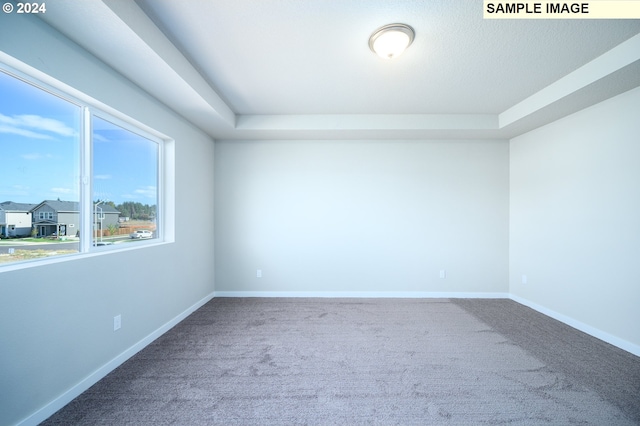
[107,223,118,236]
[116,201,156,221]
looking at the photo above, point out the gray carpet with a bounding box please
[42,298,640,425]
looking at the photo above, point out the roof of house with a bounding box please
[94,203,121,214]
[0,201,38,212]
[30,200,120,214]
[31,200,79,212]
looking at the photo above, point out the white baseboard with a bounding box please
[17,291,216,426]
[214,291,510,299]
[509,294,640,357]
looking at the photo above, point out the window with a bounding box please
[0,63,167,268]
[38,212,54,220]
[91,116,160,247]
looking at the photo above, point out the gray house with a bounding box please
[93,202,121,237]
[0,201,37,238]
[31,200,81,238]
[30,200,120,238]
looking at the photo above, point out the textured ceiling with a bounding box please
[38,0,640,140]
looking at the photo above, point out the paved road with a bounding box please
[0,235,140,254]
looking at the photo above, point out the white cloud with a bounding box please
[120,186,157,201]
[19,115,75,136]
[0,184,30,198]
[134,186,157,199]
[21,153,54,161]
[93,134,110,143]
[94,174,112,180]
[0,113,76,139]
[51,187,73,194]
[0,124,52,139]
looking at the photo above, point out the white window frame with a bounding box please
[87,111,164,250]
[0,59,174,272]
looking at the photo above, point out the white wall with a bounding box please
[0,14,215,426]
[510,86,640,352]
[215,139,509,295]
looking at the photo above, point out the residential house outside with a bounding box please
[93,202,121,237]
[0,201,37,238]
[30,200,121,238]
[31,200,81,238]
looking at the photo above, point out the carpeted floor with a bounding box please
[42,298,640,425]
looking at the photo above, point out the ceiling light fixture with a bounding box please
[369,23,415,59]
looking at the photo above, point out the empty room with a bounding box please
[1,1,639,425]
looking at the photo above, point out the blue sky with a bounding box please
[0,70,157,206]
[92,117,158,205]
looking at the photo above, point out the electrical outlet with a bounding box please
[439,269,446,279]
[256,269,262,278]
[113,314,121,331]
[522,274,527,284]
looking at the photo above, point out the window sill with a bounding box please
[0,239,174,274]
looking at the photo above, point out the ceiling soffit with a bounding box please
[36,0,640,140]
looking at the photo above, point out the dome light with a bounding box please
[369,24,415,59]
